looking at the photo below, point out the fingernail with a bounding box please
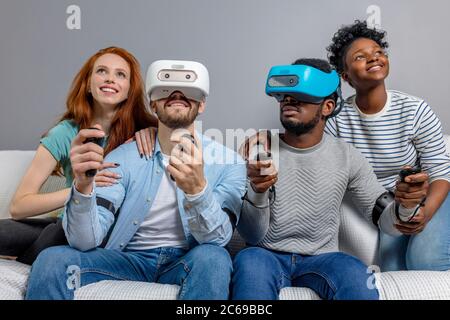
[140,154,143,159]
[145,155,149,161]
[116,174,122,179]
[114,163,120,167]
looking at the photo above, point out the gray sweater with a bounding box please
[238,134,402,256]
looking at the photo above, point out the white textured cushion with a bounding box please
[375,271,450,300]
[75,280,322,300]
[75,280,179,300]
[0,151,36,219]
[279,287,321,300]
[339,194,379,266]
[0,259,30,300]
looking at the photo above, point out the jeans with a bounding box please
[25,243,232,300]
[231,247,379,300]
[379,193,450,271]
[0,218,67,265]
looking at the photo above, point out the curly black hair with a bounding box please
[327,20,389,74]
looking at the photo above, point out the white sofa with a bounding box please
[1,135,449,300]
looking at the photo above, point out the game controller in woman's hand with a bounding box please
[399,166,422,183]
[83,127,105,177]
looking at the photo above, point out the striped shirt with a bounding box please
[325,90,450,190]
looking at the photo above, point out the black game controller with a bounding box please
[399,165,422,182]
[83,127,105,177]
[169,133,196,181]
[251,140,272,162]
[255,151,272,162]
[179,133,196,152]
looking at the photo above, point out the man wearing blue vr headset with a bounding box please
[232,59,424,300]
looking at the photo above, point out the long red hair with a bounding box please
[60,46,157,155]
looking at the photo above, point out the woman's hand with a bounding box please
[395,207,430,235]
[395,168,429,208]
[94,163,121,187]
[70,125,105,194]
[125,127,157,159]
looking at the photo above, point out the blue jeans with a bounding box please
[231,247,379,300]
[379,193,450,271]
[25,244,232,300]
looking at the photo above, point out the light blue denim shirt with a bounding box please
[63,132,247,252]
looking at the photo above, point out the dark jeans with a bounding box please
[0,217,67,265]
[231,247,379,300]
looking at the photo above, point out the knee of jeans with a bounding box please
[233,247,273,272]
[190,244,232,273]
[405,248,446,271]
[32,245,80,276]
[325,254,379,300]
[328,253,372,282]
[405,216,450,271]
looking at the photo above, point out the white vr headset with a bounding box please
[146,60,209,102]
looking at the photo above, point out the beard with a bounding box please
[155,100,199,129]
[280,105,322,136]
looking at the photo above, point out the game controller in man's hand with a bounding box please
[169,133,196,181]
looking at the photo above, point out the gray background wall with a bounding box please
[1,0,449,150]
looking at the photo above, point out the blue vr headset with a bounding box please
[265,64,344,117]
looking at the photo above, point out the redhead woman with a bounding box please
[0,47,157,264]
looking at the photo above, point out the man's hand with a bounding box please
[70,125,105,195]
[247,160,278,193]
[167,133,206,195]
[239,130,271,161]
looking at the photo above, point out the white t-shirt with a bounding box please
[127,154,188,250]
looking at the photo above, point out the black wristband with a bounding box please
[96,196,117,215]
[242,187,275,209]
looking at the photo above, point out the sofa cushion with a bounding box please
[74,281,321,300]
[339,194,379,266]
[0,259,30,300]
[0,150,66,220]
[375,271,450,300]
[75,280,179,300]
[0,151,36,219]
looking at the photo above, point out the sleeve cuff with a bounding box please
[68,181,96,213]
[184,181,208,202]
[246,184,269,207]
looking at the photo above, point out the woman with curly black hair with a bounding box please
[325,20,450,271]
